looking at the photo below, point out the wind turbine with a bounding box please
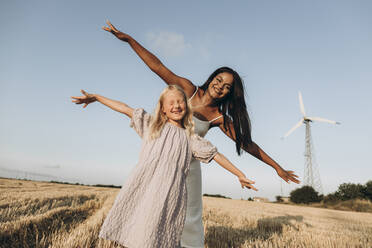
[283,92,340,194]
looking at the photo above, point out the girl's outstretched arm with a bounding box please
[102,21,196,97]
[213,153,258,191]
[217,120,300,184]
[71,90,133,118]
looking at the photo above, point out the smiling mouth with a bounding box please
[213,87,222,95]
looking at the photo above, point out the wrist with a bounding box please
[126,35,135,44]
[272,163,282,171]
[92,94,100,101]
[237,172,245,179]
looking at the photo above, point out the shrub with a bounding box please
[203,194,231,199]
[275,196,283,202]
[335,183,365,201]
[322,193,339,204]
[290,186,322,204]
[332,199,372,212]
[362,180,372,201]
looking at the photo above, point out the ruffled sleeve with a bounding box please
[130,108,152,138]
[190,134,218,163]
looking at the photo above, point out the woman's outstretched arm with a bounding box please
[102,21,196,97]
[217,120,300,184]
[71,90,134,118]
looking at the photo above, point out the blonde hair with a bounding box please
[149,85,194,139]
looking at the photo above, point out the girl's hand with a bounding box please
[102,20,131,42]
[238,176,258,191]
[277,169,300,184]
[71,90,97,108]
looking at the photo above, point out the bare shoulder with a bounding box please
[181,80,196,98]
[210,112,226,128]
[164,71,195,97]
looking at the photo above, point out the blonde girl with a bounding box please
[71,85,257,248]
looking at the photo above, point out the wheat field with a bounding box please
[1,178,371,248]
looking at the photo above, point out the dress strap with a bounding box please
[209,115,223,123]
[189,86,198,101]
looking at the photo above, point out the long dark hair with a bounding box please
[200,67,252,155]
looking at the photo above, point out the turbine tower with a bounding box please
[283,92,340,194]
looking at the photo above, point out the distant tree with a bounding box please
[362,180,372,201]
[335,183,365,201]
[203,193,231,199]
[290,186,322,204]
[276,195,284,202]
[93,184,121,188]
[247,197,253,201]
[319,194,324,201]
[323,193,339,203]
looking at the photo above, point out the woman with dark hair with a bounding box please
[102,21,299,248]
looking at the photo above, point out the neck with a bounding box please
[202,91,219,107]
[167,119,183,128]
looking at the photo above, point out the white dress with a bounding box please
[180,88,222,248]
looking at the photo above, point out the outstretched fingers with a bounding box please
[289,176,300,184]
[240,178,258,191]
[81,89,89,96]
[244,183,258,191]
[102,20,118,34]
[286,171,300,184]
[106,20,118,32]
[71,90,95,108]
[102,26,110,32]
[71,96,84,104]
[278,169,300,184]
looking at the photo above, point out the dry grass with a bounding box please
[1,178,371,248]
[0,178,118,248]
[311,199,372,213]
[203,197,372,248]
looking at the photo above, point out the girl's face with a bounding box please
[207,72,234,100]
[162,91,187,123]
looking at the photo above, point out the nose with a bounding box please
[216,80,224,89]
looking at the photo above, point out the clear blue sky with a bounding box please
[1,0,371,200]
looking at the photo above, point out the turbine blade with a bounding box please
[299,91,306,116]
[282,119,304,138]
[308,116,340,125]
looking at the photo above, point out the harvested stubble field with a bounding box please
[1,178,371,248]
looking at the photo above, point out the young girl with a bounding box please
[71,85,257,248]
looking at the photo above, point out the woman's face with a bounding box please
[207,72,234,100]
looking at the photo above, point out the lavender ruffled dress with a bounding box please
[99,108,217,248]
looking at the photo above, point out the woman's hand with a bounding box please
[238,176,258,191]
[71,90,97,108]
[102,20,131,42]
[277,169,300,184]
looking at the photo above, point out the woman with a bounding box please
[102,21,299,248]
[72,87,257,247]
